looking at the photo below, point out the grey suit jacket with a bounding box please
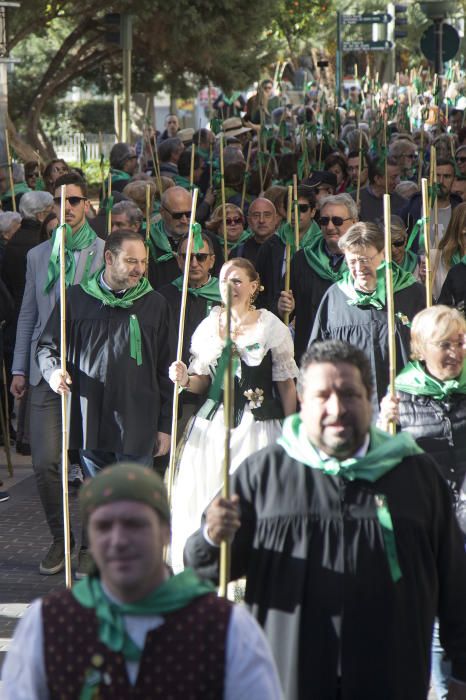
[12,237,105,386]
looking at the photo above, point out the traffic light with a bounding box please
[394,4,408,39]
[104,13,121,46]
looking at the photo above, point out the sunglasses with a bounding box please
[392,240,406,248]
[456,157,466,163]
[296,204,312,214]
[53,196,86,206]
[226,217,243,226]
[178,253,211,263]
[162,205,192,220]
[320,216,352,227]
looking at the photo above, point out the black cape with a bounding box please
[185,443,466,700]
[36,285,175,456]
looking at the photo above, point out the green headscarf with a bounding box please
[395,360,466,400]
[80,267,152,365]
[73,570,215,663]
[303,234,347,282]
[337,262,417,310]
[44,220,97,294]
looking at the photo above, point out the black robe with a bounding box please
[230,236,263,268]
[254,235,285,312]
[185,443,466,700]
[437,262,466,312]
[309,282,426,414]
[36,286,175,456]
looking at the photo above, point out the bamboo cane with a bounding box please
[283,186,293,327]
[189,143,196,190]
[356,129,363,210]
[383,114,388,194]
[166,188,200,509]
[107,173,112,236]
[240,141,252,213]
[58,185,72,588]
[218,281,233,598]
[219,134,228,261]
[144,183,151,278]
[383,194,396,436]
[421,178,433,308]
[146,130,163,198]
[4,129,15,212]
[293,174,299,250]
[418,128,424,190]
[430,146,439,246]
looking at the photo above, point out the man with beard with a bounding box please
[36,230,175,577]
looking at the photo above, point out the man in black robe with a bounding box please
[309,221,425,415]
[36,229,175,576]
[185,340,466,700]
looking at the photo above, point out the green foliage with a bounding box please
[68,159,107,188]
[70,100,114,134]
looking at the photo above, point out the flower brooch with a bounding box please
[244,387,264,409]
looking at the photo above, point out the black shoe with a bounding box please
[0,491,9,502]
[75,548,96,579]
[16,441,31,456]
[39,539,75,576]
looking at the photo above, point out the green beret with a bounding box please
[79,463,170,525]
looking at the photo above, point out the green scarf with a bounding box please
[276,219,321,253]
[1,181,31,200]
[337,262,417,310]
[451,249,463,266]
[462,255,466,267]
[147,219,176,264]
[73,569,215,663]
[278,413,424,583]
[173,174,192,191]
[171,275,221,304]
[80,267,153,365]
[303,234,347,282]
[44,220,97,294]
[109,168,131,184]
[398,249,419,274]
[395,360,466,400]
[217,228,253,251]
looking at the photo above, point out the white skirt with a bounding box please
[170,404,281,572]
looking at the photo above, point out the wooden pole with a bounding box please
[356,129,363,210]
[189,143,196,190]
[107,173,112,236]
[219,134,228,261]
[418,128,424,190]
[166,188,200,507]
[383,194,396,436]
[144,183,151,278]
[421,178,433,308]
[218,281,233,598]
[292,174,299,250]
[383,114,388,194]
[4,129,15,212]
[283,185,293,327]
[59,185,72,588]
[430,146,439,247]
[240,141,252,213]
[146,130,163,198]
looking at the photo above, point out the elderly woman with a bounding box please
[379,305,466,700]
[205,203,250,256]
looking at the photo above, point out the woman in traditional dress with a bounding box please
[169,257,298,570]
[379,305,466,700]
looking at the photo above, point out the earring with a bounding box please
[249,293,256,311]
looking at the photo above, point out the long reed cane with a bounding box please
[292,174,299,250]
[107,173,113,236]
[219,135,228,261]
[383,194,396,436]
[283,185,293,327]
[356,129,363,211]
[5,129,15,212]
[421,178,433,308]
[144,183,151,278]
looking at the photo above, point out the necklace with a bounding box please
[219,308,251,340]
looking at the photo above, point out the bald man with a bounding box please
[230,197,278,267]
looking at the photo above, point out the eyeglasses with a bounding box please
[226,217,243,226]
[296,204,312,214]
[429,340,464,351]
[391,240,406,248]
[346,252,381,267]
[178,253,211,263]
[249,211,274,220]
[162,205,192,220]
[320,215,352,227]
[457,157,466,163]
[53,196,86,206]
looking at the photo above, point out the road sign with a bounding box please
[342,13,392,25]
[343,40,393,52]
[420,22,460,63]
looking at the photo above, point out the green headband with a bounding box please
[79,463,170,525]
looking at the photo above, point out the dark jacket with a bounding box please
[398,192,462,252]
[437,262,466,314]
[254,234,285,312]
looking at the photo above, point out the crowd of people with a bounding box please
[1,73,466,699]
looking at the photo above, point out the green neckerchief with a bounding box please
[337,262,417,310]
[217,228,253,251]
[109,168,131,183]
[72,570,215,663]
[1,181,31,200]
[395,360,466,400]
[451,249,463,266]
[462,255,466,267]
[278,413,423,583]
[171,275,221,304]
[80,267,153,365]
[303,234,347,282]
[147,219,176,264]
[44,220,97,294]
[398,249,419,274]
[276,219,321,254]
[173,174,192,190]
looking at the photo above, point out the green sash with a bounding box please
[80,267,153,365]
[337,263,417,310]
[303,234,347,282]
[395,360,466,400]
[44,220,97,294]
[73,570,215,663]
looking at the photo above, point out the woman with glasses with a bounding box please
[169,256,297,571]
[378,305,466,700]
[431,202,466,299]
[386,215,420,275]
[205,204,250,257]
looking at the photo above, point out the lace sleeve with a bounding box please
[187,307,223,376]
[263,311,298,381]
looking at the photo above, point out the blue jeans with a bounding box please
[79,449,152,478]
[431,619,451,700]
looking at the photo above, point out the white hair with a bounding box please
[0,211,21,232]
[19,191,54,219]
